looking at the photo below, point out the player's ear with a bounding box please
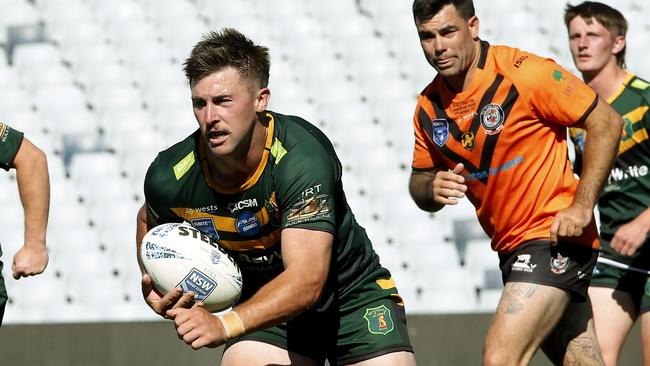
[612,35,625,57]
[468,15,479,40]
[255,87,270,113]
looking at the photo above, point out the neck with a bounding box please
[207,115,269,189]
[582,62,628,101]
[446,40,481,92]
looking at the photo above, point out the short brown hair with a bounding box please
[413,0,475,24]
[183,28,270,87]
[564,1,627,67]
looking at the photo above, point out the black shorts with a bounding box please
[499,240,599,302]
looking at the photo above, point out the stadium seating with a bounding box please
[0,0,644,324]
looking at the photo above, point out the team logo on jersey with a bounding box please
[431,119,449,146]
[480,103,504,135]
[191,217,220,241]
[235,211,261,237]
[363,305,394,335]
[461,131,475,151]
[228,198,259,213]
[550,253,570,274]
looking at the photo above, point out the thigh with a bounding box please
[640,312,650,366]
[222,340,322,366]
[484,282,570,365]
[588,286,637,365]
[541,298,603,366]
[344,351,415,366]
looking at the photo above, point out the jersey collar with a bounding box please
[199,112,275,194]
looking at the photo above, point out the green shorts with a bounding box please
[591,261,650,314]
[224,266,413,364]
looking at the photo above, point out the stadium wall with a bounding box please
[0,314,641,365]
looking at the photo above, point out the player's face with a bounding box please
[191,68,269,158]
[568,16,623,74]
[416,4,479,81]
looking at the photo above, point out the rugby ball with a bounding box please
[140,222,242,312]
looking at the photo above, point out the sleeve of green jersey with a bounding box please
[0,123,24,171]
[275,144,338,234]
[143,154,183,225]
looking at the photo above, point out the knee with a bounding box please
[483,344,527,366]
[483,344,510,366]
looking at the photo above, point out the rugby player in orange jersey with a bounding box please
[408,0,622,365]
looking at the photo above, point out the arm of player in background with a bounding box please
[166,227,333,349]
[409,163,466,212]
[550,98,623,243]
[136,202,196,317]
[11,137,49,279]
[611,206,650,256]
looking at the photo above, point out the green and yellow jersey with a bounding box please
[0,123,23,171]
[144,111,381,303]
[570,72,650,268]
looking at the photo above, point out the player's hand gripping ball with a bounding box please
[140,222,242,312]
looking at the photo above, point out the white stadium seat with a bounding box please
[2,0,646,324]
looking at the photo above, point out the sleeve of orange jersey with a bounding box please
[412,96,444,171]
[515,54,598,127]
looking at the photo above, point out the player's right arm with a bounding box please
[9,135,50,279]
[409,163,467,212]
[409,97,466,212]
[136,201,195,317]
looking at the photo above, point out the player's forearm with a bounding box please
[15,140,50,248]
[136,204,151,272]
[574,100,622,210]
[409,170,443,212]
[233,267,327,335]
[631,206,650,233]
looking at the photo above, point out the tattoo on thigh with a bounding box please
[501,283,538,315]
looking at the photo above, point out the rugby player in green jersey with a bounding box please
[0,123,50,325]
[566,2,650,365]
[135,29,415,365]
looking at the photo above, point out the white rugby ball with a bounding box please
[140,222,242,312]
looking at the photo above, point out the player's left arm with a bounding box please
[550,98,623,243]
[167,228,332,349]
[611,207,650,256]
[11,137,49,279]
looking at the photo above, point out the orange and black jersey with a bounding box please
[412,41,600,253]
[0,123,23,171]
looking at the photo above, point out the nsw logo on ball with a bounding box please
[178,268,218,301]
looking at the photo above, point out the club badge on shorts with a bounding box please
[550,253,570,274]
[480,103,504,135]
[363,305,394,335]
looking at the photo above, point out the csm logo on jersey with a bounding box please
[229,198,258,213]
